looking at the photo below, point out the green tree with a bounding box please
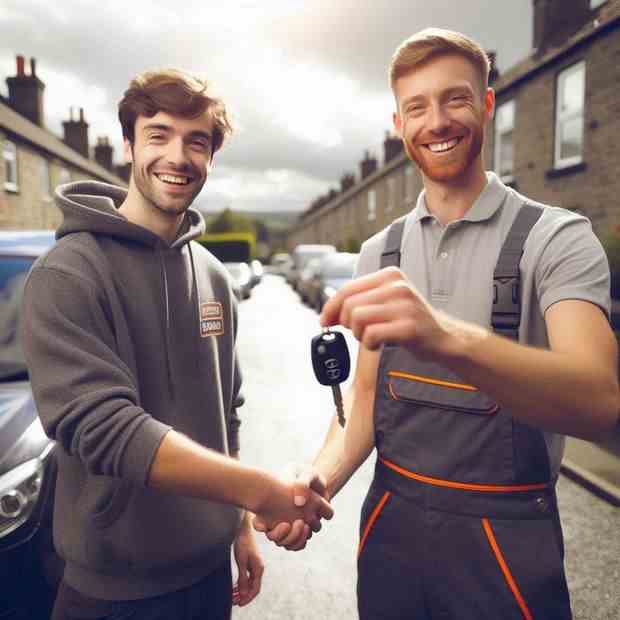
[206,208,255,234]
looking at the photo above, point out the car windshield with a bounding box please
[0,257,34,382]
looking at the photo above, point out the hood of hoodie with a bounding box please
[55,180,205,248]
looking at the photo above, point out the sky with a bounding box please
[0,0,533,214]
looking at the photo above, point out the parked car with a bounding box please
[269,252,292,278]
[297,257,323,305]
[287,244,336,291]
[306,252,359,312]
[0,230,62,620]
[223,262,253,300]
[249,259,264,287]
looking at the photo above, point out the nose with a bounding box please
[427,102,451,134]
[166,137,189,168]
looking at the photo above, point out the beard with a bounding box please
[404,123,484,184]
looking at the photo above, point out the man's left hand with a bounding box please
[233,514,264,607]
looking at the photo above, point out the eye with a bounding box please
[148,133,165,142]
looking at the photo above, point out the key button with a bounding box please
[439,251,448,260]
[535,496,549,513]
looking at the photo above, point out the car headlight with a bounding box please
[0,455,47,538]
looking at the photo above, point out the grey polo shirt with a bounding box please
[355,171,611,479]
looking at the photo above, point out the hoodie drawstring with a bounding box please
[158,245,175,401]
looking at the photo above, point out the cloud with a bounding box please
[0,0,532,212]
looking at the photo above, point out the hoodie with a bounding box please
[21,181,244,600]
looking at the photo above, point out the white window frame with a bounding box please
[367,190,376,221]
[590,0,606,9]
[494,100,515,183]
[58,167,71,186]
[386,177,396,213]
[40,158,52,199]
[404,165,414,202]
[3,140,18,192]
[554,61,586,169]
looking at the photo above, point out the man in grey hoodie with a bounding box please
[22,69,333,620]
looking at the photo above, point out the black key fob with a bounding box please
[311,329,350,386]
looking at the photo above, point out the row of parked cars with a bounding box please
[276,244,358,312]
[222,259,263,301]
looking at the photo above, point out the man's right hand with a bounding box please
[253,464,330,551]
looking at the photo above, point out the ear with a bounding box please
[123,139,133,164]
[483,87,495,123]
[393,111,403,137]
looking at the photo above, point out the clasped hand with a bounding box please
[253,463,329,551]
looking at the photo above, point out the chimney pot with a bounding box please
[79,107,85,122]
[16,55,25,76]
[30,58,37,77]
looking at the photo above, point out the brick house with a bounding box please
[0,56,128,230]
[289,0,620,248]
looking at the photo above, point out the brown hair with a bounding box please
[118,69,232,153]
[389,28,490,94]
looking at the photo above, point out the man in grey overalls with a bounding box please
[256,28,619,619]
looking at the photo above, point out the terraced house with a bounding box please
[290,0,620,248]
[0,55,128,230]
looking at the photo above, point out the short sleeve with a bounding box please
[533,211,611,319]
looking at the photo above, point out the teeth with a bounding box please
[428,138,459,153]
[157,174,190,185]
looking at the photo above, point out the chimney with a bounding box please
[340,172,355,193]
[6,55,46,127]
[94,136,114,171]
[359,150,377,180]
[532,0,590,55]
[63,107,90,159]
[486,51,500,84]
[383,131,403,164]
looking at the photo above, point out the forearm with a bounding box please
[148,429,274,513]
[438,314,619,440]
[314,384,375,499]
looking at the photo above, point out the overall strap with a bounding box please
[492,203,544,340]
[380,215,408,268]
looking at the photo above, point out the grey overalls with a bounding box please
[357,205,572,619]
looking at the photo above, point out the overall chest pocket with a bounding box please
[387,359,498,416]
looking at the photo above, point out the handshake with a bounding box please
[252,463,332,551]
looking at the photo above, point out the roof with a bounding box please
[494,1,620,96]
[0,100,126,186]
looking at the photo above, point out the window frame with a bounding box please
[367,189,376,222]
[554,61,586,170]
[3,140,18,193]
[386,177,396,213]
[40,158,52,199]
[494,99,516,183]
[404,165,414,202]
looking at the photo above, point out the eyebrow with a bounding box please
[142,124,212,141]
[401,84,475,109]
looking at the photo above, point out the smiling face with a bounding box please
[124,110,214,217]
[393,53,494,185]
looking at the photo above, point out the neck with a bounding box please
[118,184,184,244]
[421,160,488,225]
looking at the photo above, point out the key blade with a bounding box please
[331,384,346,428]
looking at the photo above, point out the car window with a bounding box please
[0,257,34,381]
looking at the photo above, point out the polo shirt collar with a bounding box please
[411,172,507,225]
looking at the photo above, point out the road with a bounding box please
[233,275,619,620]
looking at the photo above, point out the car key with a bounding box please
[311,327,351,427]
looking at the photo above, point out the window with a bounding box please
[3,141,18,192]
[387,177,396,213]
[404,165,414,202]
[494,100,515,181]
[590,0,606,9]
[58,167,71,186]
[40,159,52,199]
[368,190,376,221]
[555,61,585,169]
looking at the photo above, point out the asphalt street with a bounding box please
[233,274,619,620]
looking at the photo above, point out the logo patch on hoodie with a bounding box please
[200,302,224,337]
